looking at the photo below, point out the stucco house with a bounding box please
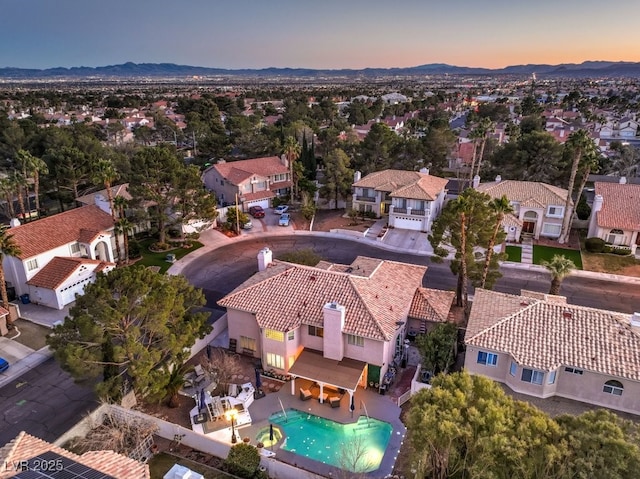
[475,177,571,241]
[202,156,290,211]
[588,179,640,255]
[3,205,117,310]
[465,288,640,416]
[351,169,448,232]
[218,248,453,404]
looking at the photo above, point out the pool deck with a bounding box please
[236,378,406,478]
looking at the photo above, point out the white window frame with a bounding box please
[548,370,557,384]
[509,361,517,376]
[521,368,544,385]
[287,330,295,341]
[603,380,624,396]
[70,242,81,254]
[240,336,256,352]
[564,366,584,375]
[265,329,284,342]
[267,353,284,370]
[347,334,364,347]
[477,351,498,367]
[541,223,562,237]
[546,205,564,218]
[308,325,324,338]
[26,258,39,271]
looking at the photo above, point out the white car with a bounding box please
[274,205,289,215]
[242,220,253,229]
[279,213,290,226]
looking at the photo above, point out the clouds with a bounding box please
[1,0,639,69]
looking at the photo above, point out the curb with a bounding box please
[0,346,53,389]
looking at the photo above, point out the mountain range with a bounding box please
[2,61,640,79]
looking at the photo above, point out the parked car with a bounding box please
[248,206,265,218]
[279,213,291,226]
[0,357,9,373]
[242,220,253,230]
[274,205,289,215]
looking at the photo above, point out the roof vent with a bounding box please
[631,312,640,328]
[520,301,529,306]
[562,311,572,319]
[330,302,337,309]
[309,276,316,281]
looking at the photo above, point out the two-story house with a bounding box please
[465,288,640,416]
[202,156,291,211]
[475,177,571,241]
[218,248,453,404]
[3,205,117,310]
[588,179,640,255]
[351,169,448,232]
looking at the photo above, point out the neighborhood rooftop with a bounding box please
[594,182,640,231]
[476,179,571,206]
[466,289,640,381]
[353,169,448,201]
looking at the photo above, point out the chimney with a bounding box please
[473,175,481,189]
[631,312,640,329]
[354,171,362,183]
[257,247,273,272]
[495,175,502,183]
[419,167,430,175]
[620,176,627,184]
[322,302,345,361]
[9,218,20,228]
[592,194,603,213]
[280,154,288,168]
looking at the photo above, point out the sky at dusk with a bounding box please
[3,0,640,70]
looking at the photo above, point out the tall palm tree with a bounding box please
[10,171,27,221]
[0,225,21,318]
[92,159,121,263]
[0,177,16,219]
[542,255,575,295]
[559,129,595,244]
[113,195,128,220]
[473,117,495,179]
[570,147,601,226]
[453,196,470,310]
[479,195,512,289]
[283,136,301,200]
[115,217,133,265]
[16,150,48,218]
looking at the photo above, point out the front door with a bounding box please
[523,221,535,234]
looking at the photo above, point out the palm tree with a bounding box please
[559,130,596,244]
[115,217,133,264]
[542,255,575,295]
[10,171,27,221]
[283,136,301,200]
[453,196,470,310]
[92,159,121,263]
[473,117,495,179]
[570,147,601,226]
[0,177,16,219]
[16,150,48,217]
[113,195,128,220]
[0,225,21,317]
[479,195,512,289]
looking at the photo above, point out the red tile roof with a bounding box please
[0,431,149,478]
[9,205,114,260]
[595,182,640,231]
[26,257,115,290]
[408,288,455,322]
[213,157,288,186]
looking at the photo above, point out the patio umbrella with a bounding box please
[350,395,355,418]
[255,368,263,390]
[269,423,274,450]
[200,389,206,411]
[206,344,212,361]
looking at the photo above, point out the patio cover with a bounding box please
[288,349,366,391]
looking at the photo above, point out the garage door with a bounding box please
[245,199,270,210]
[393,216,423,231]
[59,277,92,305]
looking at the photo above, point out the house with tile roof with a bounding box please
[588,179,640,255]
[202,156,290,211]
[3,205,116,310]
[465,288,640,415]
[218,248,453,403]
[352,169,448,232]
[475,178,571,241]
[0,431,149,478]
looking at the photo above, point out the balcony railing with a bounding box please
[355,196,376,202]
[393,207,407,213]
[411,209,426,216]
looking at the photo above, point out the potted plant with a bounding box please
[243,437,251,444]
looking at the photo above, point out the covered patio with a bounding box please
[287,349,367,407]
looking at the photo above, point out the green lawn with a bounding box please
[134,238,204,274]
[532,245,583,269]
[148,453,232,479]
[505,246,522,263]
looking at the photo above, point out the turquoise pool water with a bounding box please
[268,408,393,473]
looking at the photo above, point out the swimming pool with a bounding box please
[267,408,393,473]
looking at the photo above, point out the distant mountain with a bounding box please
[1,60,640,79]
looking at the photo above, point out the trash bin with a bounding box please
[20,294,30,304]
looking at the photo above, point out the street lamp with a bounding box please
[225,408,238,444]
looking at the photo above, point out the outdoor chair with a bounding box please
[193,365,206,385]
[329,396,341,408]
[300,388,312,401]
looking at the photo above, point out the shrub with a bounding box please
[603,245,613,254]
[613,247,631,256]
[585,237,605,253]
[128,242,141,259]
[576,193,591,220]
[150,242,171,252]
[224,443,261,478]
[301,203,316,220]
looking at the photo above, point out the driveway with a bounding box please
[240,207,294,236]
[382,228,434,254]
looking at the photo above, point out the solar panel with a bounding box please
[12,451,117,479]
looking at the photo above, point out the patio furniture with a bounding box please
[319,392,328,403]
[300,388,312,401]
[228,383,239,397]
[329,396,341,408]
[194,365,206,385]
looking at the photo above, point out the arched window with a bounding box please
[603,380,624,396]
[608,229,625,244]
